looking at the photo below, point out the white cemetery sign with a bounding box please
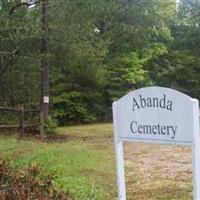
[112,86,200,200]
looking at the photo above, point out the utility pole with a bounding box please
[41,0,49,121]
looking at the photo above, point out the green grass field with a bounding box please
[0,124,193,199]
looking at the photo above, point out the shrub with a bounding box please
[52,92,96,125]
[44,117,58,135]
[0,158,71,200]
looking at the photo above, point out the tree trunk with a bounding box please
[41,0,49,121]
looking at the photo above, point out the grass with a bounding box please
[0,123,193,199]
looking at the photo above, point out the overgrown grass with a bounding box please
[0,124,193,199]
[0,124,116,200]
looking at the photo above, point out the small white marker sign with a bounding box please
[43,96,49,103]
[113,86,200,200]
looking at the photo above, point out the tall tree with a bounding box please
[0,0,41,107]
[146,0,200,99]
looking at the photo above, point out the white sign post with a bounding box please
[112,86,200,200]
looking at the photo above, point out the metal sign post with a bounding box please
[113,102,126,200]
[192,99,200,199]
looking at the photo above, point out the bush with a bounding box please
[44,117,58,135]
[52,92,96,125]
[0,112,18,125]
[52,91,111,125]
[0,158,71,200]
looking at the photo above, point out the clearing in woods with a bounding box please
[0,124,192,199]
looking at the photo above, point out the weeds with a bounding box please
[0,157,71,200]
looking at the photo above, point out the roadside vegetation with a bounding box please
[0,124,193,200]
[0,157,70,200]
[0,0,198,199]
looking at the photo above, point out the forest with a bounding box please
[0,0,200,126]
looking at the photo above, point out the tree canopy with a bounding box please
[0,0,199,124]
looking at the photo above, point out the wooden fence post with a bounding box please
[19,108,24,138]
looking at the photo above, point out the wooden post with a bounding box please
[40,111,46,138]
[19,107,24,138]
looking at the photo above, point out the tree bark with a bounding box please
[41,0,49,120]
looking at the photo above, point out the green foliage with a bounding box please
[0,113,18,125]
[72,181,105,200]
[52,92,96,125]
[44,117,58,135]
[146,0,200,99]
[0,0,41,108]
[1,0,200,124]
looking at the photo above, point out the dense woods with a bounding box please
[0,0,199,125]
